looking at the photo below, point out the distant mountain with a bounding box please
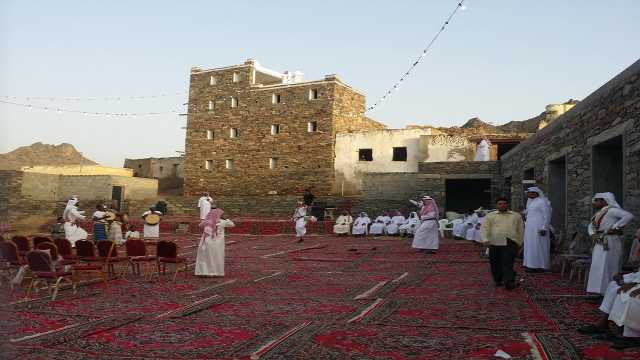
[0,142,97,170]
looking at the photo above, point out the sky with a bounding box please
[1,0,639,167]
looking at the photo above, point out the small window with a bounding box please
[307,121,318,133]
[208,100,215,110]
[271,124,280,135]
[230,128,239,138]
[359,149,373,161]
[206,130,214,140]
[272,94,281,104]
[392,147,407,161]
[209,76,217,85]
[159,166,164,174]
[225,159,234,170]
[205,160,213,170]
[232,72,239,82]
[137,164,142,168]
[309,89,319,100]
[231,97,238,108]
[269,157,278,169]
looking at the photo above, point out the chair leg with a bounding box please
[173,264,179,282]
[26,278,36,298]
[52,277,64,300]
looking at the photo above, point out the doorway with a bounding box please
[112,186,124,211]
[548,156,567,238]
[592,135,623,205]
[445,178,492,213]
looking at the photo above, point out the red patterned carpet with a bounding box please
[1,234,639,359]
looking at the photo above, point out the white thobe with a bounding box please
[352,217,371,235]
[412,209,439,250]
[523,197,552,269]
[293,207,307,238]
[195,219,234,276]
[386,216,405,235]
[370,216,390,235]
[333,215,353,235]
[587,207,634,294]
[399,216,420,235]
[601,272,640,314]
[125,231,141,240]
[466,216,485,242]
[108,222,124,245]
[452,217,468,238]
[609,283,640,326]
[63,207,88,246]
[142,211,162,238]
[198,196,212,220]
[474,140,490,161]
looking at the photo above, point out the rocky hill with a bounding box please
[0,142,97,170]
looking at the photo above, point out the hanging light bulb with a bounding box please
[460,4,467,11]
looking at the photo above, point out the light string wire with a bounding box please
[0,99,182,117]
[366,0,467,112]
[0,92,187,102]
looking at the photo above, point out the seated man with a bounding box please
[386,211,405,236]
[369,212,391,236]
[452,212,471,239]
[352,213,371,236]
[579,268,640,337]
[466,209,486,242]
[612,292,640,349]
[333,211,353,235]
[399,212,420,237]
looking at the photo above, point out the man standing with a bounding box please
[197,192,213,220]
[303,189,315,207]
[523,187,553,272]
[481,197,524,290]
[586,192,634,295]
[411,196,440,254]
[92,204,109,241]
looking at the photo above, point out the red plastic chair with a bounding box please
[53,238,77,262]
[0,241,25,289]
[11,236,30,256]
[25,250,76,300]
[33,236,52,249]
[156,240,187,282]
[125,239,156,278]
[73,240,108,286]
[96,241,127,278]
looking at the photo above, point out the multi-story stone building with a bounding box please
[184,59,384,197]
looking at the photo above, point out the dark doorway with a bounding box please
[497,142,519,159]
[111,186,123,211]
[549,156,567,238]
[445,179,492,213]
[593,136,623,205]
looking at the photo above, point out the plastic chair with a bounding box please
[156,240,187,282]
[125,239,157,278]
[25,250,76,300]
[11,236,30,256]
[33,236,52,249]
[36,242,76,266]
[96,241,127,278]
[438,219,449,238]
[73,240,108,286]
[0,241,26,289]
[53,238,77,262]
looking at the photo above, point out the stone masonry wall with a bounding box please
[501,59,640,253]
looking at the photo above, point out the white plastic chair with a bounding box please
[438,219,449,238]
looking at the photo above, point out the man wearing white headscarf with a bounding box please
[292,201,308,243]
[370,212,391,236]
[466,208,486,242]
[399,212,420,237]
[523,187,553,272]
[587,192,634,295]
[411,196,440,253]
[352,212,371,236]
[333,210,353,235]
[197,192,213,220]
[386,211,406,236]
[62,196,88,246]
[474,139,491,161]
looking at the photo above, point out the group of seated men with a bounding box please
[332,211,421,237]
[451,208,490,242]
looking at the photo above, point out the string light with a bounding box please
[366,0,468,112]
[0,99,183,117]
[0,92,187,102]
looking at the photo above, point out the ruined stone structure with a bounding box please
[184,59,384,198]
[124,157,184,193]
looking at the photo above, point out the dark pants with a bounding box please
[489,240,518,286]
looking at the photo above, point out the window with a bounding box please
[272,94,281,104]
[231,96,238,108]
[230,128,239,138]
[232,72,239,82]
[359,148,373,161]
[307,121,318,133]
[392,147,407,161]
[159,166,164,174]
[309,89,319,100]
[270,124,280,135]
[209,76,216,85]
[205,160,213,170]
[269,157,278,169]
[225,159,234,170]
[206,130,214,140]
[137,164,142,168]
[208,100,215,110]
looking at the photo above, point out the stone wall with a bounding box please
[501,59,640,252]
[21,172,60,200]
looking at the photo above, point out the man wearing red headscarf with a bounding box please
[195,204,234,277]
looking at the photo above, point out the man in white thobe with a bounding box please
[466,209,486,242]
[142,207,163,238]
[474,139,491,161]
[386,211,405,236]
[197,193,213,220]
[292,201,308,243]
[352,213,371,236]
[411,196,439,253]
[62,196,88,247]
[370,212,391,235]
[452,213,471,239]
[523,187,553,272]
[399,212,420,237]
[586,192,634,295]
[195,207,235,277]
[333,211,353,235]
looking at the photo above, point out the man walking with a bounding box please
[481,197,524,290]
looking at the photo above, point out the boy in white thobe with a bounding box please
[586,192,634,295]
[142,207,163,238]
[523,187,553,272]
[292,201,308,243]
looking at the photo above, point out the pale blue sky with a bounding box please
[1,0,638,166]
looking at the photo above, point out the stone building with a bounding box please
[184,58,384,197]
[124,157,184,193]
